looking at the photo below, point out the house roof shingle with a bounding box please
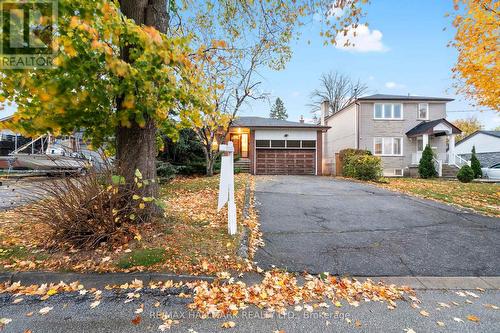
[405,118,462,137]
[358,94,454,102]
[231,116,329,129]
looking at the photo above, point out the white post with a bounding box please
[448,134,456,165]
[218,141,237,235]
[422,134,429,148]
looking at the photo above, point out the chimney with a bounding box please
[320,100,329,126]
[299,115,305,123]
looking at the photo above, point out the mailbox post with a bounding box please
[218,141,237,235]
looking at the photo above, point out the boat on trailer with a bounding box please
[0,134,90,174]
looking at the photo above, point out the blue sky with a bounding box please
[240,0,499,129]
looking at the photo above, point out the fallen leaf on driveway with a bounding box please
[221,321,236,328]
[354,320,362,327]
[404,329,416,333]
[13,298,23,304]
[39,306,53,315]
[437,302,450,308]
[436,321,445,327]
[483,303,499,310]
[0,318,12,326]
[467,315,480,322]
[453,317,464,323]
[465,291,479,298]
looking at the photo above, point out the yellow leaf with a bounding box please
[221,321,236,328]
[467,315,479,322]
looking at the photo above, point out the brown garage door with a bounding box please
[256,149,315,175]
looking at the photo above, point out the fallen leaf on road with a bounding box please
[404,329,416,333]
[483,303,499,310]
[0,318,12,326]
[39,306,53,315]
[437,302,450,308]
[131,315,141,325]
[467,315,479,322]
[476,287,485,292]
[465,291,479,298]
[354,320,362,327]
[13,298,23,304]
[154,301,161,308]
[25,312,33,317]
[419,310,430,317]
[221,321,236,328]
[90,300,101,309]
[455,291,466,297]
[453,317,464,323]
[436,321,445,327]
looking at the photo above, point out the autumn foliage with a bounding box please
[451,0,500,110]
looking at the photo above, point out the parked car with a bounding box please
[481,163,500,180]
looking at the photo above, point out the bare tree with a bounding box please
[309,71,368,118]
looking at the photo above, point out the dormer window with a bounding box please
[418,103,429,120]
[374,103,403,120]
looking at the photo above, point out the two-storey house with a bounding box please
[321,94,465,177]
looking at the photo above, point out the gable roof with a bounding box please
[456,130,500,146]
[405,118,462,137]
[231,116,329,129]
[358,94,454,102]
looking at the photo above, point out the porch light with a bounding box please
[236,127,242,134]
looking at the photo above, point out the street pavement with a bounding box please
[0,178,48,211]
[254,176,500,276]
[1,286,499,332]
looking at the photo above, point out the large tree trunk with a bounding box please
[116,0,169,217]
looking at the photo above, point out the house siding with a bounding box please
[455,133,500,154]
[358,101,447,175]
[323,103,357,174]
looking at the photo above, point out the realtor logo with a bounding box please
[0,0,57,69]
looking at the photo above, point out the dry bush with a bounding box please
[25,167,152,250]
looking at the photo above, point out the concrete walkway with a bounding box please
[254,176,500,276]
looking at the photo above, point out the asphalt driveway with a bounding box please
[254,176,500,277]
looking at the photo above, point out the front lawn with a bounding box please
[0,174,259,274]
[378,178,499,217]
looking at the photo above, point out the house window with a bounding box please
[373,137,403,156]
[301,140,316,148]
[271,140,285,148]
[256,140,270,148]
[418,103,429,120]
[286,140,300,148]
[394,168,403,176]
[373,103,403,120]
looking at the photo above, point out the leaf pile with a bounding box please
[188,270,414,318]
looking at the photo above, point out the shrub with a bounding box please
[156,160,178,183]
[339,148,372,176]
[25,167,155,249]
[470,146,482,178]
[343,154,382,181]
[457,164,474,183]
[418,144,437,178]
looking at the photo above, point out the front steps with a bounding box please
[441,164,460,178]
[234,158,250,173]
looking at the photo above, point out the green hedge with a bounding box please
[340,149,382,181]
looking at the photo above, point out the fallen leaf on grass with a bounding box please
[467,315,480,322]
[221,321,236,328]
[131,315,142,325]
[39,306,53,315]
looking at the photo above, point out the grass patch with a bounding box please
[117,248,166,269]
[379,178,499,217]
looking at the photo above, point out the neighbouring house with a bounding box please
[454,130,500,167]
[228,117,329,175]
[321,94,465,177]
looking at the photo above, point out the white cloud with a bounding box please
[385,81,405,89]
[368,75,375,81]
[335,25,387,53]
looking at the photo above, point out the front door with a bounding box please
[230,133,249,158]
[230,134,240,157]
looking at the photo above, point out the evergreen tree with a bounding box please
[470,145,482,178]
[270,98,288,120]
[418,144,437,178]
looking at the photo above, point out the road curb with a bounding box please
[0,271,215,288]
[355,276,500,290]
